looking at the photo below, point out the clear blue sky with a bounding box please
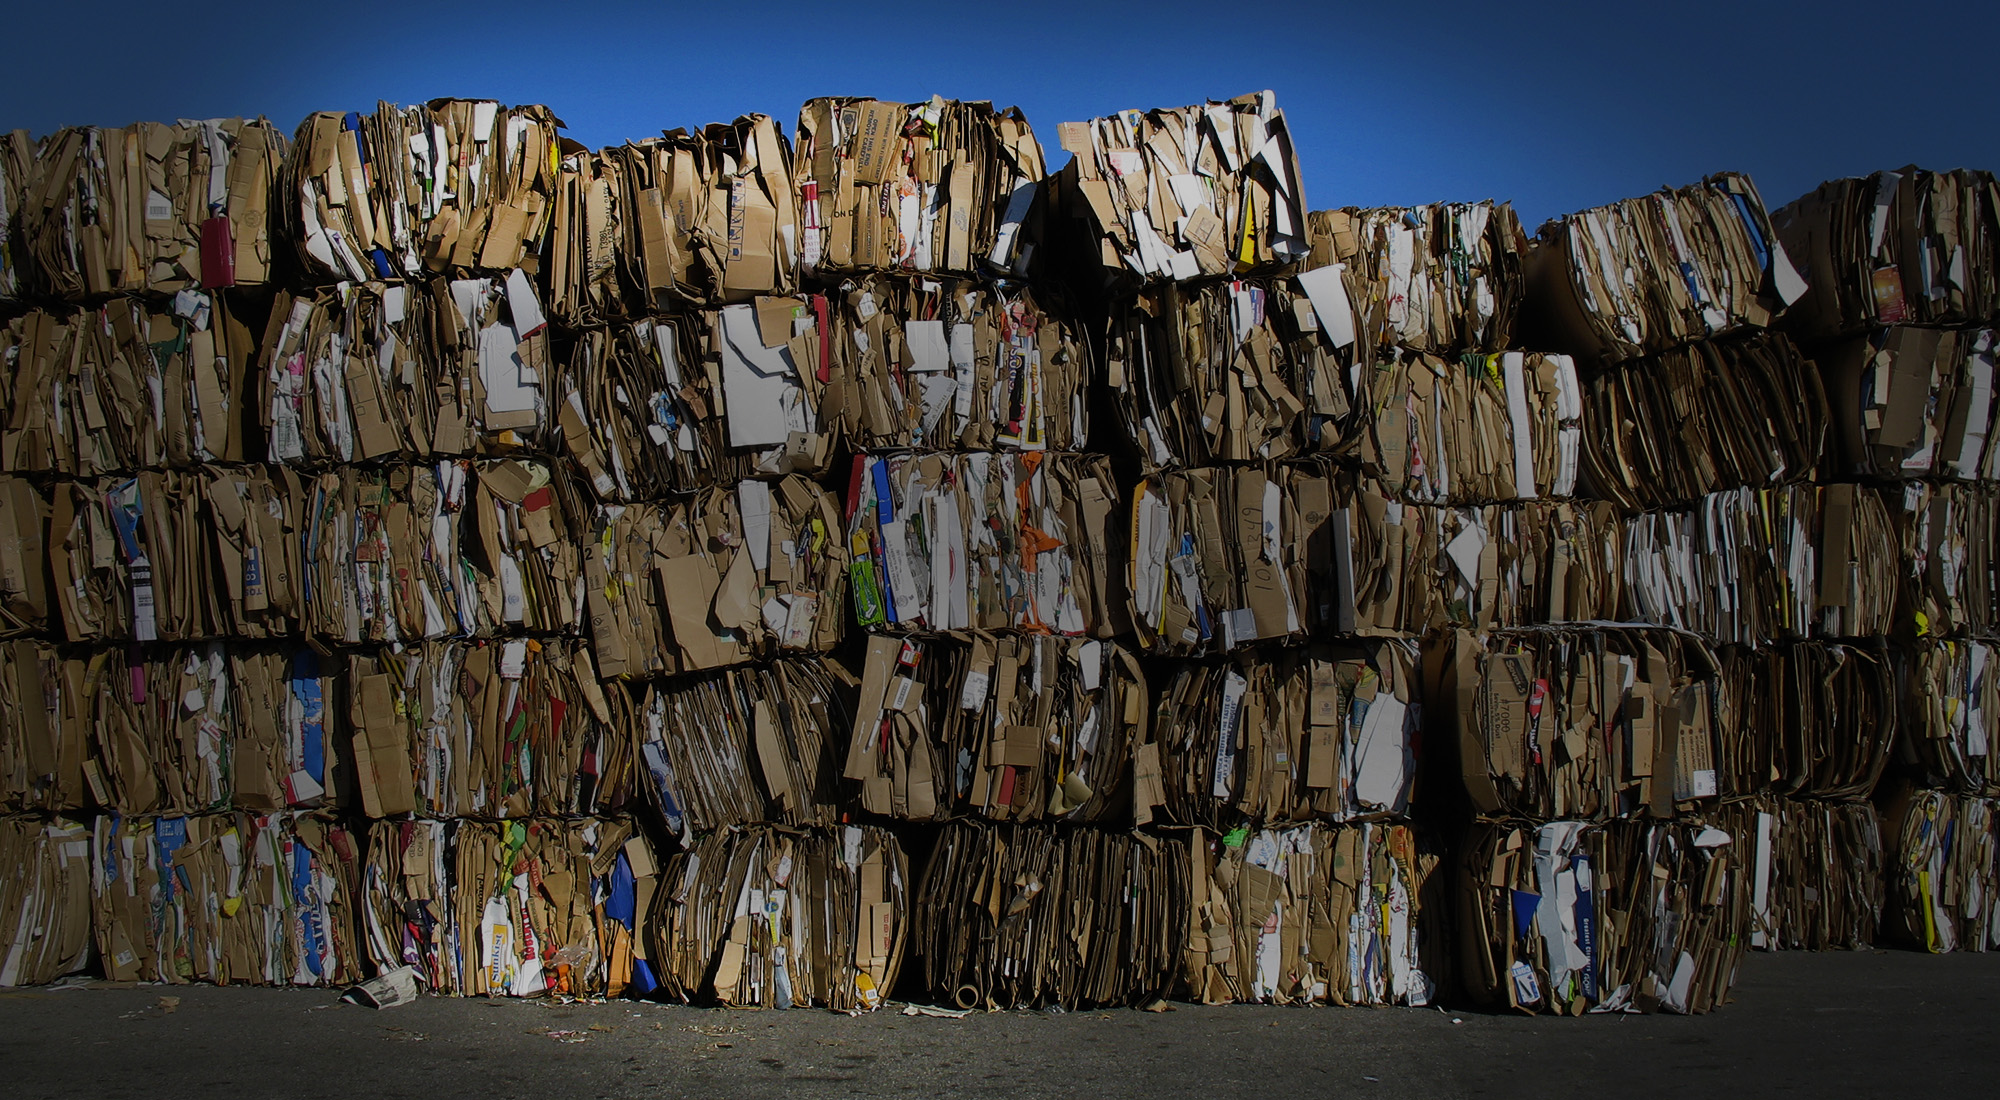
[3,0,1992,228]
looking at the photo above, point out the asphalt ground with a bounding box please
[1,948,1993,1100]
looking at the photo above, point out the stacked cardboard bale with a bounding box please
[1042,95,1449,1010]
[1774,167,2000,952]
[1442,171,1900,1008]
[793,97,1152,1010]
[543,108,913,1010]
[0,117,369,990]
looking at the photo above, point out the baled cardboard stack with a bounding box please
[1046,96,1450,1010]
[0,87,1993,1015]
[1774,167,2000,954]
[0,116,362,991]
[360,816,652,998]
[543,106,921,1009]
[1439,173,1815,1012]
[811,99,1146,1008]
[650,823,906,1010]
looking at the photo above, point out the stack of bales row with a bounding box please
[1031,95,1441,1010]
[1440,169,1897,1017]
[0,117,380,990]
[287,102,914,1008]
[1776,166,2000,953]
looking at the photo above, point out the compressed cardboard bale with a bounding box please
[1908,638,2000,797]
[0,129,33,304]
[18,119,284,299]
[50,468,305,644]
[92,811,364,986]
[281,100,561,287]
[1773,166,2000,338]
[1618,484,1900,644]
[1126,463,1338,655]
[548,113,798,319]
[343,638,634,821]
[846,451,1121,638]
[0,476,51,637]
[583,475,846,680]
[1305,200,1530,358]
[839,634,1145,823]
[650,823,906,1011]
[1520,171,1805,364]
[0,815,92,987]
[1,293,261,475]
[1814,325,2000,481]
[1881,785,2000,953]
[1051,92,1308,290]
[633,655,850,835]
[262,275,553,464]
[1720,794,1883,951]
[913,821,1181,1010]
[552,302,834,499]
[1901,482,2000,637]
[831,275,1086,453]
[360,816,655,998]
[1147,640,1420,827]
[1182,822,1439,1006]
[795,97,1043,280]
[1353,350,1581,505]
[1574,332,1827,512]
[1102,277,1340,471]
[297,458,586,645]
[1428,627,1733,822]
[1455,817,1748,1015]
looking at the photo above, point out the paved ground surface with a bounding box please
[1,950,1994,1099]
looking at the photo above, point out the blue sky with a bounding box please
[2,0,1992,228]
